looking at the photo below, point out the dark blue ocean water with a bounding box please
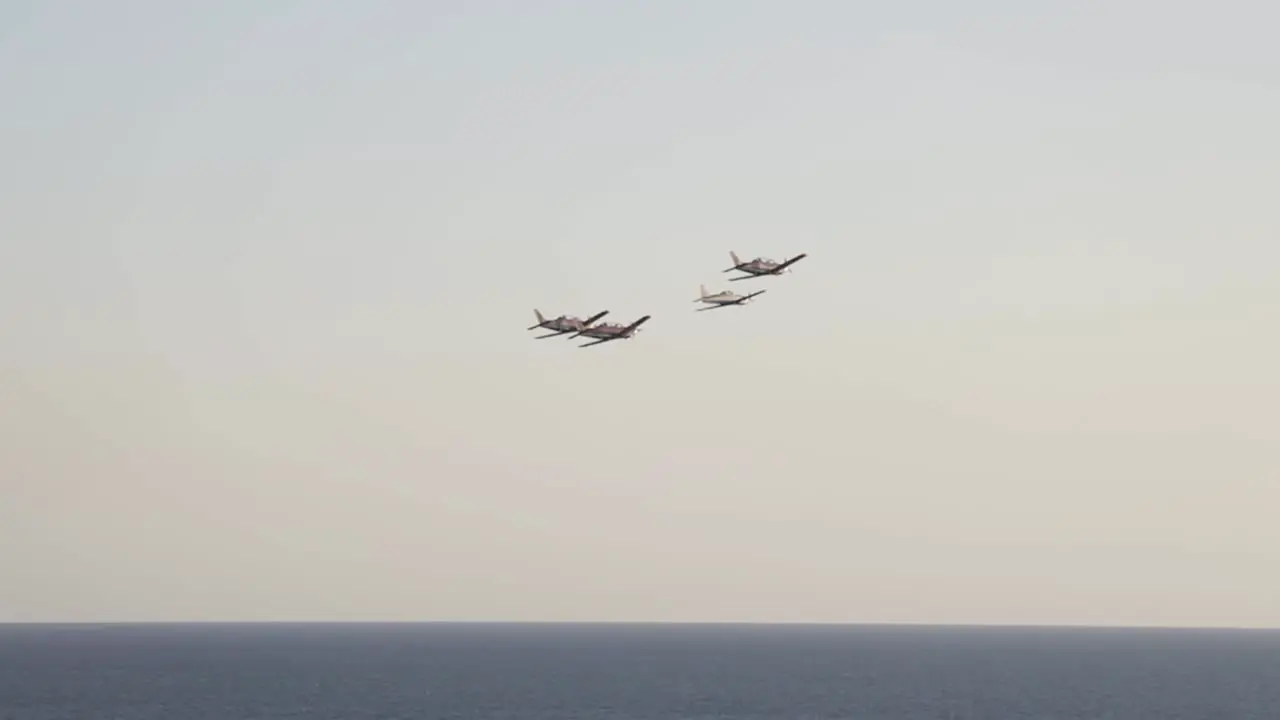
[2,623,1278,719]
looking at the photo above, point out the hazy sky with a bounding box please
[3,0,1278,626]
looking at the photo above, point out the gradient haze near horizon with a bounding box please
[3,1,1278,627]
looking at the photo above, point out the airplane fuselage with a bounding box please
[543,318,586,332]
[696,286,764,308]
[572,315,650,346]
[529,310,610,337]
[724,252,806,280]
[736,261,788,275]
[577,325,628,339]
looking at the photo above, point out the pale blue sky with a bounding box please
[3,1,1278,625]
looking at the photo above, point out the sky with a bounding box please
[2,0,1278,627]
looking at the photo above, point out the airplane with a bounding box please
[569,315,651,348]
[527,309,609,339]
[694,284,766,311]
[723,250,808,281]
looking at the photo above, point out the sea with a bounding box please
[2,623,1277,719]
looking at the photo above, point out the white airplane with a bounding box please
[693,285,766,311]
[570,315,651,348]
[723,251,807,281]
[528,309,609,339]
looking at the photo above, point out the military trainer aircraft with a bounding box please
[570,315,651,348]
[527,309,609,339]
[693,285,766,310]
[723,251,807,280]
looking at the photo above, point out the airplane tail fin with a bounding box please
[527,309,546,330]
[699,284,709,299]
[730,251,742,266]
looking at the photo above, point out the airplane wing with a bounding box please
[739,290,767,302]
[583,310,609,325]
[726,274,756,282]
[578,337,615,348]
[770,253,807,273]
[535,330,568,339]
[625,315,651,332]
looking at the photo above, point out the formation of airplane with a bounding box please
[528,249,806,348]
